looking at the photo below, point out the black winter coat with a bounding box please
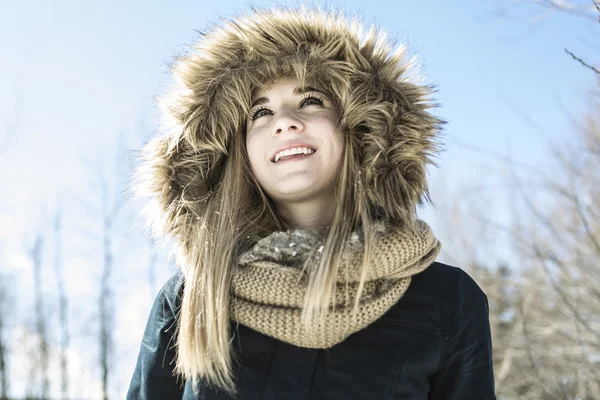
[127,262,496,399]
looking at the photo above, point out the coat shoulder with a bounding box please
[415,261,490,318]
[383,261,489,341]
[412,261,488,303]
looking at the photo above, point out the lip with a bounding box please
[270,142,318,163]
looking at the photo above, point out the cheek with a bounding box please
[245,134,262,171]
[323,121,343,155]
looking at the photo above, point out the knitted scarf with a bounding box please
[230,220,441,348]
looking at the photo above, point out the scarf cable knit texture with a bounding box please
[230,220,441,348]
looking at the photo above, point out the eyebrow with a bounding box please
[251,86,322,108]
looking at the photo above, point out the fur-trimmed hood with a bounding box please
[136,6,443,242]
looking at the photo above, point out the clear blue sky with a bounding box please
[0,0,598,397]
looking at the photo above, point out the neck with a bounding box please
[274,194,336,232]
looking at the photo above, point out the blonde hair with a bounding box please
[134,6,442,395]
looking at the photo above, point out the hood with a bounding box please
[136,6,443,241]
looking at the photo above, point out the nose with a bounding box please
[272,108,304,136]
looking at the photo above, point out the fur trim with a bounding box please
[137,6,443,239]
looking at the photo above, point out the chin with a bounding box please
[270,183,321,201]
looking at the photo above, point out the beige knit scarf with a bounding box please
[230,220,441,348]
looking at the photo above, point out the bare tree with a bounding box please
[53,209,70,400]
[447,2,600,398]
[0,91,23,400]
[442,113,600,398]
[516,106,600,398]
[99,175,123,400]
[0,277,8,400]
[509,2,599,398]
[78,135,136,400]
[31,234,49,399]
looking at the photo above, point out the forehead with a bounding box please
[253,77,298,94]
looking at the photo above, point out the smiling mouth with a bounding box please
[271,151,317,164]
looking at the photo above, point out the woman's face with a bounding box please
[245,78,343,211]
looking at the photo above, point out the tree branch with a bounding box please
[565,48,600,75]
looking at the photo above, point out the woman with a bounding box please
[128,6,496,399]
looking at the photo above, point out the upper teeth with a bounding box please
[273,147,315,163]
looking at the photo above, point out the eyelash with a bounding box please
[249,93,326,121]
